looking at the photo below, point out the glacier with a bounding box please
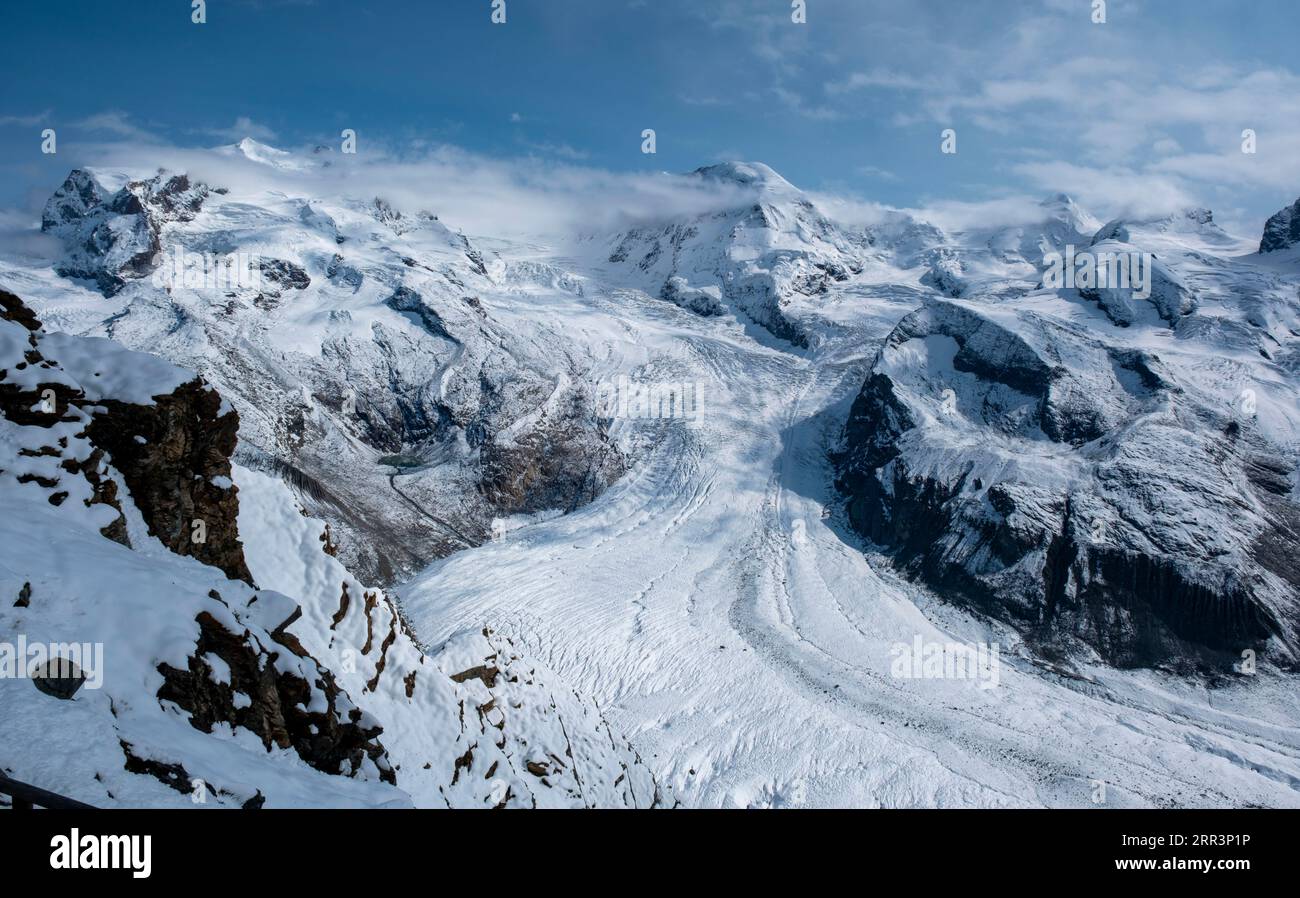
[2,143,1299,808]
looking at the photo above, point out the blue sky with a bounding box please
[3,0,1300,236]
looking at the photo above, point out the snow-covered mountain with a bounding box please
[4,145,1300,808]
[24,142,623,584]
[1259,196,1300,254]
[594,161,875,346]
[834,197,1300,671]
[0,289,658,807]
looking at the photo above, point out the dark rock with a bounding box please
[30,657,86,699]
[85,380,253,584]
[1259,197,1300,253]
[157,609,395,785]
[257,258,311,292]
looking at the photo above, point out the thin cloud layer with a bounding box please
[14,134,764,242]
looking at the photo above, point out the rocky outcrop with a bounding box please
[85,382,253,584]
[257,258,311,292]
[661,276,724,316]
[1259,197,1300,253]
[1,288,251,582]
[479,392,625,517]
[157,602,394,785]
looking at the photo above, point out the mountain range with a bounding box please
[2,140,1298,807]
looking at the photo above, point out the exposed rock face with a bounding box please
[1259,197,1300,253]
[86,382,253,584]
[257,258,311,292]
[835,297,1300,671]
[479,391,624,516]
[661,275,724,316]
[157,605,394,784]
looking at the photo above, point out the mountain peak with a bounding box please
[219,137,308,171]
[690,161,796,193]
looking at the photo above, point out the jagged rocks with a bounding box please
[1259,197,1300,253]
[41,170,209,295]
[257,258,311,292]
[1,288,250,580]
[85,381,253,584]
[157,607,395,784]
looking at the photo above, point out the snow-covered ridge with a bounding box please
[24,152,624,585]
[0,289,658,808]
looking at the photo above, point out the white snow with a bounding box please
[4,143,1298,808]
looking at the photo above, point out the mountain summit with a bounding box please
[1260,196,1300,253]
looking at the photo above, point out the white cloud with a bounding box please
[1012,160,1198,219]
[0,110,52,128]
[75,111,161,142]
[67,137,761,240]
[201,116,280,143]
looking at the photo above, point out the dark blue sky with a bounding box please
[4,0,1300,233]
